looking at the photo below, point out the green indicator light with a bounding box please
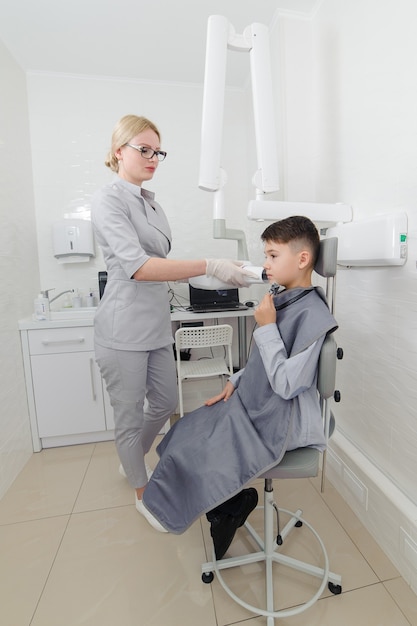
[400,234,407,242]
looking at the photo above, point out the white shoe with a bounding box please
[119,463,153,480]
[135,497,168,533]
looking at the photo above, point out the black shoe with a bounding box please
[209,488,258,560]
[236,488,258,527]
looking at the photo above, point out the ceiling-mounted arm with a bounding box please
[199,15,229,195]
[246,22,280,196]
[199,15,352,228]
[199,17,279,199]
[199,15,253,260]
[196,14,353,293]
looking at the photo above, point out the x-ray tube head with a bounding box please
[199,15,229,192]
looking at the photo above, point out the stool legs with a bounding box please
[202,479,342,623]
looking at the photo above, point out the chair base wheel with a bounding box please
[328,581,342,595]
[202,571,214,584]
[295,520,303,527]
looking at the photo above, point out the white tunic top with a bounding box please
[91,178,173,351]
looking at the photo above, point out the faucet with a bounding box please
[48,289,74,304]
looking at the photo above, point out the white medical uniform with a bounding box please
[92,178,178,488]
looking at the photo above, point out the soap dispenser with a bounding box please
[33,292,50,321]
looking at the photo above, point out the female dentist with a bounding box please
[92,114,254,530]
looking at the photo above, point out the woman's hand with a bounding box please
[205,259,258,287]
[205,380,235,406]
[254,292,276,326]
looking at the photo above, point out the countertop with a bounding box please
[19,305,255,331]
[18,315,95,330]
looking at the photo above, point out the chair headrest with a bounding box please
[315,237,338,278]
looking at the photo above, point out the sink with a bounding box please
[50,307,97,320]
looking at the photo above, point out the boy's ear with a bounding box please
[298,250,311,269]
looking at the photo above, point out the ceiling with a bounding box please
[0,0,317,87]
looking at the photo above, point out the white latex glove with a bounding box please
[205,259,258,287]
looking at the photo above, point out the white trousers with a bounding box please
[95,343,178,488]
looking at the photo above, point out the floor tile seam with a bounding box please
[70,502,135,517]
[220,582,407,626]
[197,517,221,626]
[28,514,72,626]
[220,613,260,625]
[376,571,408,584]
[219,583,380,625]
[312,480,409,595]
[382,578,415,626]
[310,476,386,578]
[317,492,395,584]
[0,513,71,528]
[342,579,388,596]
[70,442,97,514]
[284,582,391,616]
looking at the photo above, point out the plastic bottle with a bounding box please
[72,288,82,308]
[33,292,50,321]
[86,291,95,307]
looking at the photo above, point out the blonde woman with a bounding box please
[92,115,253,530]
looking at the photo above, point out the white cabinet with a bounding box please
[31,351,105,438]
[20,323,114,450]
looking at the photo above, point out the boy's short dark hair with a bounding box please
[261,216,320,267]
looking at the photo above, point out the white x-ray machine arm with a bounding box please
[198,15,352,260]
[199,16,282,262]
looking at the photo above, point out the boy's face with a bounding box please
[262,240,311,289]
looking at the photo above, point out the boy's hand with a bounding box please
[254,293,276,326]
[205,381,235,405]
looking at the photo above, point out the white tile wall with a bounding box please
[25,72,266,302]
[295,0,417,587]
[0,41,37,497]
[307,0,417,507]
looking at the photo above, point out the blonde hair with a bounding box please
[105,114,161,173]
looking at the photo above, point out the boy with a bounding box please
[142,216,338,559]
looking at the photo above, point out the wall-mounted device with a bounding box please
[52,218,95,263]
[326,212,408,266]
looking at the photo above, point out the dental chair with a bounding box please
[201,237,343,624]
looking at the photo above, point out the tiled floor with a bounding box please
[1,438,417,626]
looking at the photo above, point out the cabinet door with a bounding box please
[31,351,106,437]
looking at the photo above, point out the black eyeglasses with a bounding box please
[125,144,167,162]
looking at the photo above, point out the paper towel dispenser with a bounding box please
[52,218,95,263]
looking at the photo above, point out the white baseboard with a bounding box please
[327,431,417,595]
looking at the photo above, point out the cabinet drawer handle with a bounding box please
[89,358,97,401]
[41,338,86,346]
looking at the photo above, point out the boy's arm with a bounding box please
[254,323,323,400]
[229,369,243,388]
